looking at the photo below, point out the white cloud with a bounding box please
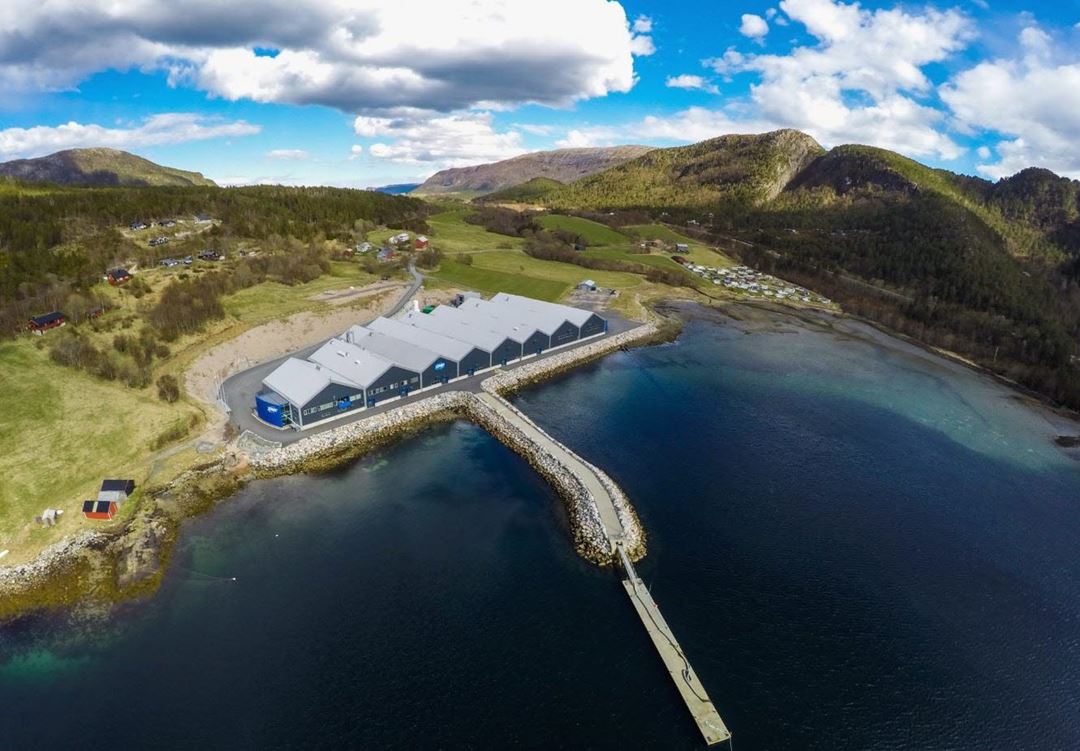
[665,74,719,94]
[632,15,653,34]
[976,145,991,159]
[703,0,972,160]
[630,34,656,57]
[0,113,259,158]
[359,111,525,168]
[266,148,309,160]
[941,25,1080,178]
[555,127,618,148]
[348,144,363,159]
[0,0,642,113]
[739,14,770,40]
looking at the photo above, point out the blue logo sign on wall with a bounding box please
[434,361,446,371]
[267,406,278,413]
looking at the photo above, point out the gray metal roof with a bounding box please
[344,325,442,372]
[490,292,598,327]
[458,297,566,336]
[263,357,358,406]
[309,338,398,388]
[402,309,504,352]
[434,304,535,343]
[367,316,474,361]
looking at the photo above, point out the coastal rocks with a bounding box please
[481,323,661,395]
[251,391,472,473]
[0,321,665,618]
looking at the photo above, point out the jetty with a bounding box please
[246,321,732,746]
[475,390,731,746]
[617,543,732,746]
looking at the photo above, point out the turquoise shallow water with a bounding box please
[1,306,1077,749]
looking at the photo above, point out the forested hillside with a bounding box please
[0,183,427,333]
[526,129,1080,410]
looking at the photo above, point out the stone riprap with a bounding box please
[247,323,660,563]
[481,323,660,395]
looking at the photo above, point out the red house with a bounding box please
[414,235,429,250]
[28,311,66,334]
[107,268,132,286]
[82,500,117,520]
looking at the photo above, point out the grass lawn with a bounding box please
[0,339,199,559]
[581,247,690,273]
[535,214,628,245]
[470,250,645,289]
[430,260,569,301]
[427,208,523,253]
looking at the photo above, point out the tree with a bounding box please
[156,374,181,403]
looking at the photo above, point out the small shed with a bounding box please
[28,311,66,334]
[82,500,117,520]
[414,235,429,250]
[98,479,135,504]
[675,243,689,253]
[576,279,598,292]
[107,268,132,286]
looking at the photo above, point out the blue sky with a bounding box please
[0,0,1078,185]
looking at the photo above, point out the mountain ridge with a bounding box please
[414,145,653,196]
[0,148,216,187]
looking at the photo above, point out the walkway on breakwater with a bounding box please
[476,392,626,546]
[617,543,732,747]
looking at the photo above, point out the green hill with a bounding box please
[0,148,216,187]
[534,214,628,245]
[478,177,564,204]
[545,129,825,210]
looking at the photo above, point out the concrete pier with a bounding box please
[617,544,732,747]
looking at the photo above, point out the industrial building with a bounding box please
[255,292,607,430]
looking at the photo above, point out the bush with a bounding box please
[455,253,473,266]
[156,374,181,403]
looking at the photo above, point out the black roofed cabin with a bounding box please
[28,312,66,334]
[107,268,132,286]
[98,479,135,504]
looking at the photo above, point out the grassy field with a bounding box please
[0,339,200,557]
[222,261,383,321]
[427,208,524,253]
[535,214,629,245]
[581,247,690,273]
[0,257,395,563]
[430,260,569,300]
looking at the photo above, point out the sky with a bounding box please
[0,0,1078,187]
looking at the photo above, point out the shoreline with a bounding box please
[0,318,672,622]
[5,294,1076,623]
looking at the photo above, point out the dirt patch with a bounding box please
[307,280,405,306]
[185,286,405,426]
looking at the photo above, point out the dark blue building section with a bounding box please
[256,392,290,427]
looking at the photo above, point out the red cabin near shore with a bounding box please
[82,500,117,520]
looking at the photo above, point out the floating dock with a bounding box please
[617,544,732,747]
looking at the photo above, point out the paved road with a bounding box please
[223,308,637,446]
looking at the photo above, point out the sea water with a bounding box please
[1,306,1077,749]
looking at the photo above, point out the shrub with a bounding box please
[156,374,181,403]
